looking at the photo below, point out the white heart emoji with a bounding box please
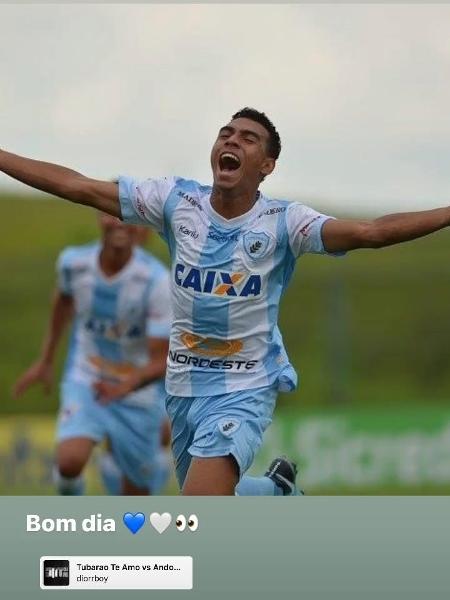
[149,512,172,534]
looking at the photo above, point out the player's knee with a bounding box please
[56,438,94,477]
[57,455,86,478]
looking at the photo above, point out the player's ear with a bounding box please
[260,157,276,179]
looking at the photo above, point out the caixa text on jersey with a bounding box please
[174,264,261,297]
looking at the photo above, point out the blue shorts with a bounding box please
[57,379,165,490]
[165,384,277,489]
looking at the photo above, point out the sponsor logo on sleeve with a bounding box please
[136,195,146,219]
[257,206,286,218]
[177,191,203,211]
[299,215,321,236]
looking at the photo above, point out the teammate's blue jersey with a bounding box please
[57,242,171,406]
[119,176,338,397]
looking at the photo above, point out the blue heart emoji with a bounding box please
[123,512,145,534]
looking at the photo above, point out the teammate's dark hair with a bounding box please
[232,108,281,160]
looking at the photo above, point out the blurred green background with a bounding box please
[1,193,450,494]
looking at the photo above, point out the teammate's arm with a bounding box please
[94,337,169,403]
[0,149,120,217]
[13,290,74,398]
[121,337,169,393]
[322,207,450,253]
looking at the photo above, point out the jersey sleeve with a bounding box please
[55,248,74,296]
[145,271,172,339]
[286,202,340,258]
[118,176,177,233]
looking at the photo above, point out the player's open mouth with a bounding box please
[218,152,241,172]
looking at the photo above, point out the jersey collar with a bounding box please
[203,190,263,229]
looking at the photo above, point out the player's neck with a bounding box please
[210,186,260,220]
[99,245,132,277]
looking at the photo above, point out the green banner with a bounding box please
[3,409,450,494]
[250,407,450,492]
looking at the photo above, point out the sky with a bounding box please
[1,4,450,215]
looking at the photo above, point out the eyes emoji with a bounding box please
[187,514,198,531]
[176,514,198,532]
[175,515,186,531]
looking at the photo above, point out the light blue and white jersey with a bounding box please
[57,242,171,407]
[119,176,338,397]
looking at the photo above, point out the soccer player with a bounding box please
[13,213,171,495]
[3,107,449,496]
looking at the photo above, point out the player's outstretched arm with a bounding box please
[13,290,74,399]
[322,206,450,253]
[0,149,120,217]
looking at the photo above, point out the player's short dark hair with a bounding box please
[232,107,281,160]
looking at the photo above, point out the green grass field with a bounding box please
[1,192,450,494]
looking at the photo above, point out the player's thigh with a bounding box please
[56,437,96,477]
[56,380,106,476]
[182,456,239,496]
[57,380,106,444]
[107,402,161,491]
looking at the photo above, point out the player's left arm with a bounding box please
[122,337,169,393]
[94,337,169,403]
[321,207,450,253]
[128,337,169,391]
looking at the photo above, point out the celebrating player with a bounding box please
[3,107,449,496]
[13,213,171,495]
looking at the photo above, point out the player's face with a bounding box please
[210,117,276,192]
[97,213,137,251]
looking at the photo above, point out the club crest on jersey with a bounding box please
[243,231,272,260]
[174,264,261,297]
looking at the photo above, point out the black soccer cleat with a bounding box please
[265,455,305,496]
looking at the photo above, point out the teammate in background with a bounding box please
[94,217,172,495]
[3,107,449,496]
[13,213,172,495]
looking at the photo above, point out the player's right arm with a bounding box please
[13,290,74,398]
[0,149,120,217]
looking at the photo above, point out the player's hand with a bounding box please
[12,360,54,399]
[93,380,131,404]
